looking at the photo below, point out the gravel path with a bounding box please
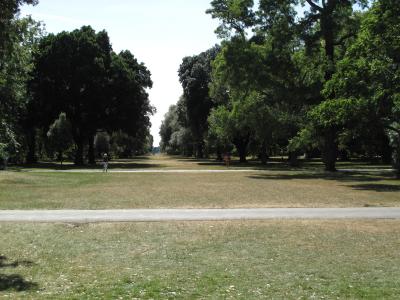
[1,208,400,222]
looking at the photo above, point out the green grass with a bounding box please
[1,220,400,299]
[1,156,399,209]
[9,154,394,171]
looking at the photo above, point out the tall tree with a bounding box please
[0,16,43,163]
[207,0,368,170]
[321,0,400,176]
[46,112,73,164]
[31,26,112,165]
[107,50,154,142]
[207,1,320,164]
[178,46,220,158]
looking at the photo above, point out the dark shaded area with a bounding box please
[0,256,34,268]
[0,274,38,292]
[350,184,400,192]
[177,156,394,172]
[247,171,397,183]
[177,156,297,170]
[0,256,38,292]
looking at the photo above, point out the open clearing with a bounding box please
[1,220,400,299]
[2,156,400,299]
[1,155,399,209]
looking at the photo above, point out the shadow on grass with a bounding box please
[349,184,400,192]
[177,156,393,171]
[177,156,297,170]
[0,256,38,292]
[247,171,396,183]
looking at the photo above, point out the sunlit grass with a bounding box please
[1,220,400,299]
[1,155,399,209]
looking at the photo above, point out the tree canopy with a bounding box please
[159,0,399,176]
[30,26,154,164]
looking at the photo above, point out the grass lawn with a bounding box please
[1,220,400,299]
[7,154,395,171]
[1,155,399,209]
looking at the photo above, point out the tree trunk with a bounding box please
[58,151,63,165]
[288,151,299,167]
[339,150,349,161]
[381,134,392,164]
[321,14,338,172]
[74,138,84,165]
[216,146,223,161]
[88,135,95,165]
[196,141,204,159]
[238,147,247,163]
[260,141,268,165]
[233,136,249,163]
[322,128,338,172]
[26,127,37,164]
[395,136,400,179]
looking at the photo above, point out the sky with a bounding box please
[20,0,221,146]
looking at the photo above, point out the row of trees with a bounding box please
[160,0,399,176]
[1,0,154,166]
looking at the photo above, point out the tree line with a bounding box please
[0,0,154,167]
[160,0,400,176]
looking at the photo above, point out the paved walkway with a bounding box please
[1,208,400,222]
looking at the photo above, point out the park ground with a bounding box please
[1,220,400,299]
[0,155,399,209]
[1,155,400,298]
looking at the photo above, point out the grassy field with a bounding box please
[1,220,400,299]
[1,155,399,209]
[8,155,395,171]
[1,156,399,299]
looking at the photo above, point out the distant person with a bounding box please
[103,153,109,172]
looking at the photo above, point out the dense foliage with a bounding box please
[160,0,399,176]
[0,0,154,166]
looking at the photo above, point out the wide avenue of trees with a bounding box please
[160,0,400,176]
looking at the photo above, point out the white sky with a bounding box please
[21,0,221,146]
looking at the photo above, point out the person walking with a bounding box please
[103,153,109,172]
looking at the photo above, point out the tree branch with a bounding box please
[305,0,323,12]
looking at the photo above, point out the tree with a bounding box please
[178,46,220,158]
[0,16,43,163]
[207,0,369,171]
[1,3,40,164]
[207,2,319,164]
[46,112,73,164]
[0,0,38,57]
[321,0,400,176]
[107,50,154,138]
[31,26,112,165]
[208,99,252,162]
